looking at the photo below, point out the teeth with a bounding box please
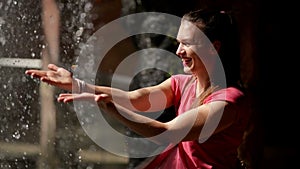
[183,59,191,63]
[183,60,191,66]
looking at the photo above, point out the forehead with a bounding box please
[177,20,204,43]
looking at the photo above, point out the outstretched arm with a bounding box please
[26,63,174,112]
[99,99,235,144]
[58,92,236,144]
[91,78,174,112]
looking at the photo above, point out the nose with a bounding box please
[176,43,184,57]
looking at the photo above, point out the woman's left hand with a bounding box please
[57,92,110,103]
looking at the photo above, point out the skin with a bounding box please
[25,19,237,144]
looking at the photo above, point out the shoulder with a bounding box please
[171,74,194,85]
[204,87,244,104]
[171,74,193,80]
[170,74,194,91]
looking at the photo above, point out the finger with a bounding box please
[95,95,102,102]
[25,70,33,75]
[28,73,43,79]
[58,94,75,101]
[95,94,106,102]
[58,93,82,101]
[40,77,59,84]
[95,94,111,102]
[58,93,95,103]
[25,70,46,77]
[71,93,96,102]
[48,64,59,71]
[63,97,74,103]
[59,93,75,98]
[57,96,65,102]
[40,76,50,82]
[25,69,43,74]
[40,78,59,87]
[57,95,74,103]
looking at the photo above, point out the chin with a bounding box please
[183,67,192,74]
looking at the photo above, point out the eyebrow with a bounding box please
[176,38,191,44]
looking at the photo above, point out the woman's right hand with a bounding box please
[25,63,74,91]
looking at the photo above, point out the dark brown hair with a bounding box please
[183,9,242,88]
[183,9,243,105]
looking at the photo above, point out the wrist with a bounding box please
[73,78,86,93]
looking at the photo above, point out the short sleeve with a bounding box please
[203,87,244,104]
[171,74,194,112]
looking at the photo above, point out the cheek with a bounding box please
[186,47,197,57]
[191,52,206,69]
[194,57,205,69]
[190,47,211,66]
[188,49,201,62]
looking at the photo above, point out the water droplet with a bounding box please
[22,124,29,130]
[78,155,82,163]
[0,37,6,46]
[75,27,84,37]
[86,166,94,169]
[13,130,21,139]
[84,2,93,12]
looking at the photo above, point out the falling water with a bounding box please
[0,0,183,168]
[0,0,99,168]
[0,1,42,168]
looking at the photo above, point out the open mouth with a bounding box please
[182,58,192,67]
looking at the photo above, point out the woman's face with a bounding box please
[176,20,214,76]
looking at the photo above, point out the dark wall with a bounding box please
[138,0,298,168]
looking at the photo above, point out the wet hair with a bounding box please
[183,9,242,88]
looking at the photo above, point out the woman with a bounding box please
[26,9,250,169]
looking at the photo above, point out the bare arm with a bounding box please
[58,93,237,144]
[104,100,236,144]
[26,64,173,112]
[90,78,174,112]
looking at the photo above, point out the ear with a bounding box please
[210,40,221,54]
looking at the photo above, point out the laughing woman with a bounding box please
[26,9,250,169]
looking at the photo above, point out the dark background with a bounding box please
[0,0,297,168]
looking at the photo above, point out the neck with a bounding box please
[194,75,210,97]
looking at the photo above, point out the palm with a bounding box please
[46,67,72,84]
[25,64,73,91]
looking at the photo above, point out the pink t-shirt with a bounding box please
[142,74,248,169]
